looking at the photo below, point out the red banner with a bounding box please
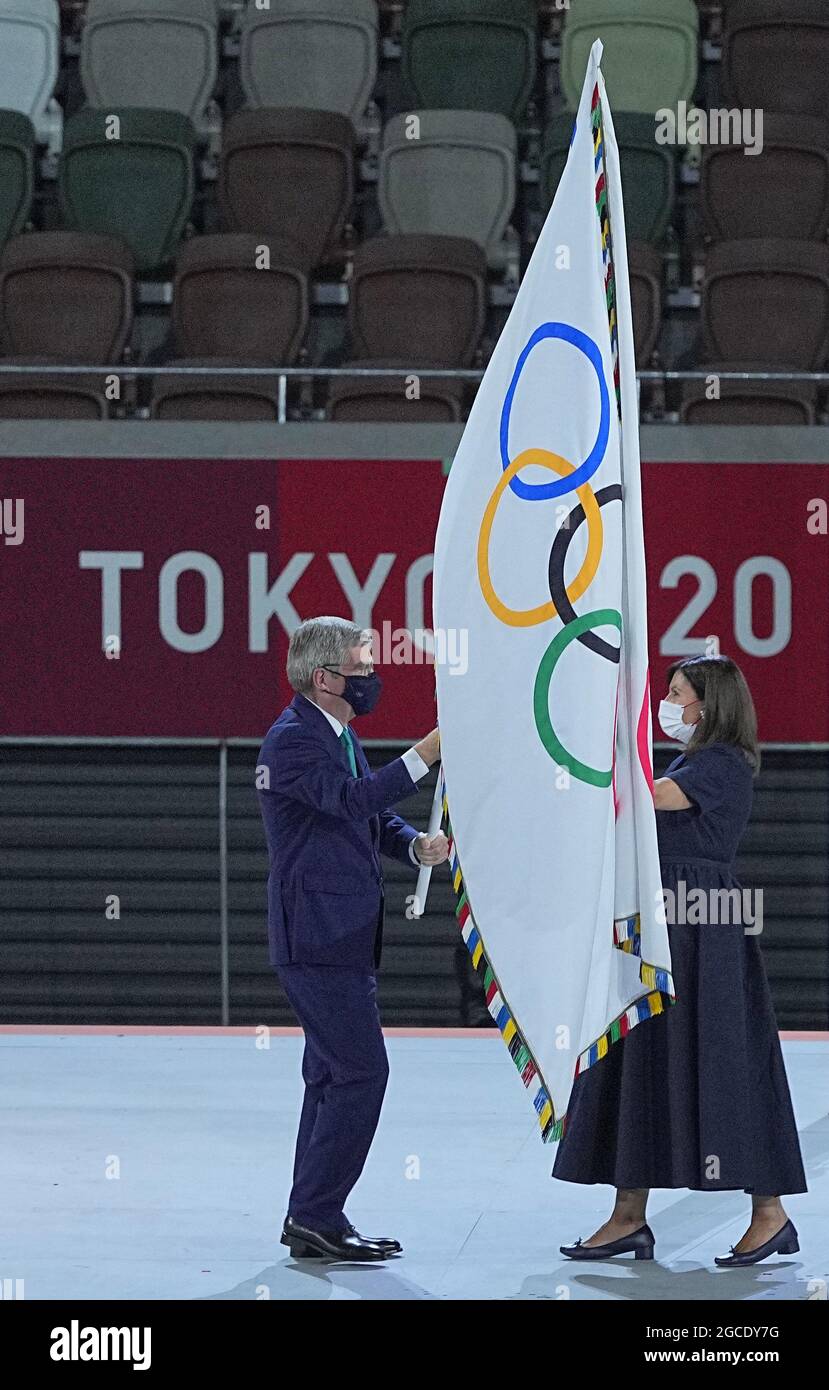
[1,458,827,741]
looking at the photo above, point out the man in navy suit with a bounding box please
[257,616,447,1262]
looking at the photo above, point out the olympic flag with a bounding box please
[432,40,675,1139]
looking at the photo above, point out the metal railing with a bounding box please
[2,365,827,424]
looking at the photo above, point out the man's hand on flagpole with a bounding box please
[413,831,450,866]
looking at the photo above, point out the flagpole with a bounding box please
[410,763,444,918]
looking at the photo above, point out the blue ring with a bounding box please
[499,323,610,501]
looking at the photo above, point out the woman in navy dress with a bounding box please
[553,654,807,1265]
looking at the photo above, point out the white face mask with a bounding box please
[658,698,701,744]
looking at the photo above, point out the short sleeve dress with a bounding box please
[552,740,807,1196]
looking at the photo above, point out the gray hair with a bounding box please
[287,616,368,693]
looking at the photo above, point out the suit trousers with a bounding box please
[276,963,390,1231]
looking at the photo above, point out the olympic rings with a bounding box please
[477,447,603,628]
[474,321,622,785]
[500,323,610,502]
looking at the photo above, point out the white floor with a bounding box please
[1,1032,826,1302]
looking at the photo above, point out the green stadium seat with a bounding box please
[0,111,35,250]
[560,0,698,113]
[401,0,537,123]
[542,112,676,245]
[59,107,196,272]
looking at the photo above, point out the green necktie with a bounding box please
[339,728,357,777]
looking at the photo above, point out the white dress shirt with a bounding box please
[302,694,429,865]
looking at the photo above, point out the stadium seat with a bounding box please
[348,234,487,366]
[149,360,284,419]
[680,363,817,425]
[722,0,829,117]
[0,231,134,360]
[401,0,537,123]
[701,239,829,369]
[238,0,378,124]
[542,112,676,245]
[0,357,109,417]
[80,0,220,122]
[378,110,516,262]
[0,0,60,125]
[219,109,355,271]
[701,113,829,243]
[326,357,466,420]
[0,112,35,249]
[560,0,698,113]
[169,234,309,361]
[628,241,663,367]
[59,108,196,272]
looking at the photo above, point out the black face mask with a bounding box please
[322,668,383,716]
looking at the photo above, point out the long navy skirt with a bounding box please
[552,862,808,1196]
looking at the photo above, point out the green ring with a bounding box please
[533,608,622,786]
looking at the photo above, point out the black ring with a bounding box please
[547,483,623,662]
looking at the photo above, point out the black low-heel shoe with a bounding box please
[560,1223,656,1261]
[714,1219,800,1267]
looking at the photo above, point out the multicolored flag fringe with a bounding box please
[433,40,675,1142]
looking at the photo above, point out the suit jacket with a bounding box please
[257,693,421,968]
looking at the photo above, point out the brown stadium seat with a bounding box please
[627,241,663,367]
[0,356,108,418]
[149,359,283,420]
[152,234,310,420]
[701,239,829,369]
[701,114,829,242]
[348,235,487,366]
[680,362,817,425]
[0,231,134,360]
[326,358,466,421]
[219,109,355,271]
[721,0,829,117]
[170,234,309,361]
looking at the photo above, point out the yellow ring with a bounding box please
[476,448,603,628]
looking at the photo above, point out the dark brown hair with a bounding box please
[666,654,761,775]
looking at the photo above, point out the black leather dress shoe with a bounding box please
[560,1223,656,1261]
[343,1221,402,1254]
[714,1219,799,1267]
[281,1216,388,1261]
